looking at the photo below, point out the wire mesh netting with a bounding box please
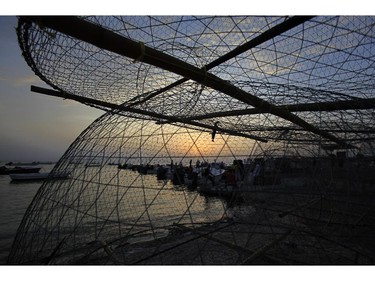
[7,16,375,264]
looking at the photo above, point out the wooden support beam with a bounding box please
[30,85,268,142]
[127,16,314,106]
[22,16,352,148]
[184,97,375,121]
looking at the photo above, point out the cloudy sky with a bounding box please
[0,16,103,162]
[0,3,371,163]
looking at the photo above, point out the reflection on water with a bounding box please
[0,164,234,264]
[54,166,228,247]
[0,164,56,264]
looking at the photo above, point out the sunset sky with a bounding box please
[0,16,103,162]
[0,3,371,163]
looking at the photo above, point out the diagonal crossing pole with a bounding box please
[22,16,353,148]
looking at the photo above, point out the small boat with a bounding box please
[0,166,41,175]
[9,171,71,182]
[208,167,226,185]
[10,172,49,181]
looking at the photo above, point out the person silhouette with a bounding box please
[211,121,220,142]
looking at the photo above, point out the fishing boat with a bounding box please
[209,166,226,185]
[9,172,49,181]
[9,171,71,182]
[0,166,41,175]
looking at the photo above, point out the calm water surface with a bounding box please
[0,164,233,264]
[0,164,55,264]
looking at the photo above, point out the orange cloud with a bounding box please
[12,75,41,86]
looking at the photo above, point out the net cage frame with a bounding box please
[7,16,375,264]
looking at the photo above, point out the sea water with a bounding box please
[0,164,56,264]
[0,163,230,264]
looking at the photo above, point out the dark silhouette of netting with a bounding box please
[7,16,375,264]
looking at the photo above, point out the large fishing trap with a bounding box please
[7,16,375,264]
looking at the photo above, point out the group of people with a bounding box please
[154,158,264,188]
